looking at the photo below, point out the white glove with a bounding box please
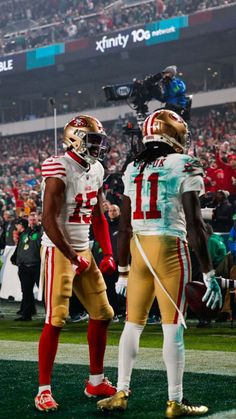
[115,275,128,297]
[202,270,223,310]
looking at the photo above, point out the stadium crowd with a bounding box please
[1,0,235,54]
[0,2,236,414]
[0,103,236,223]
[0,103,236,325]
[0,104,236,231]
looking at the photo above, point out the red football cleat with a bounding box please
[35,390,59,412]
[84,377,117,398]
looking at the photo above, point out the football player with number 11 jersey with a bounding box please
[97,110,222,418]
[35,115,117,412]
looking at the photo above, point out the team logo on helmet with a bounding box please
[70,117,89,128]
[168,112,183,123]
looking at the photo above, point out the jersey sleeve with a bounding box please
[181,175,205,195]
[41,156,67,185]
[122,163,133,197]
[179,156,205,196]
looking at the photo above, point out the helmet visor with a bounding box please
[85,133,110,162]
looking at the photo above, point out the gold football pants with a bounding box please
[126,235,191,325]
[43,246,114,327]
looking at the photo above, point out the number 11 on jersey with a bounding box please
[133,173,161,220]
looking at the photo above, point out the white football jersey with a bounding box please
[123,153,204,240]
[41,153,104,250]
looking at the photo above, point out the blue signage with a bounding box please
[26,44,65,70]
[145,15,189,46]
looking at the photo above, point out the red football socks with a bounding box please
[87,319,110,374]
[38,323,61,385]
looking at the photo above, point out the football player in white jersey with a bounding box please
[97,110,222,418]
[35,115,117,412]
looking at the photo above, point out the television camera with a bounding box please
[103,73,164,161]
[103,71,192,129]
[103,72,192,167]
[103,72,163,123]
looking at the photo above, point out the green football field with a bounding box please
[0,301,236,418]
[1,361,236,419]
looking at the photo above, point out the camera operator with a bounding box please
[153,65,189,120]
[103,65,190,123]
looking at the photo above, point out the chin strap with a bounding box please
[134,234,187,329]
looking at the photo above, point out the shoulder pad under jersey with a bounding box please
[41,155,66,179]
[167,154,203,177]
[181,155,204,176]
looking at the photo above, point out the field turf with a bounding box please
[0,302,236,418]
[0,361,236,419]
[0,318,236,351]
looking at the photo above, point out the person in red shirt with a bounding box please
[214,169,226,192]
[215,152,236,199]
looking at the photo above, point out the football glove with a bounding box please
[99,255,116,275]
[202,270,223,310]
[71,255,89,276]
[115,275,128,297]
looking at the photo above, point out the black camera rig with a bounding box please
[103,72,163,122]
[103,71,192,127]
[103,73,164,160]
[103,73,191,165]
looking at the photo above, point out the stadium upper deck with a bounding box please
[0,0,235,129]
[1,0,235,55]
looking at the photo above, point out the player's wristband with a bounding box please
[118,265,130,273]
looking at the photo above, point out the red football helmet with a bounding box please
[63,115,109,164]
[142,109,190,153]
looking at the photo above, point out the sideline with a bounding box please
[0,341,235,376]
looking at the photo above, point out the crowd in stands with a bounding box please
[0,103,236,233]
[1,0,235,54]
[1,102,236,323]
[191,103,236,196]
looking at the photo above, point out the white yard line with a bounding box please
[0,340,235,418]
[0,340,235,376]
[205,411,236,419]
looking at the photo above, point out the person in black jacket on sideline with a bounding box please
[13,213,43,321]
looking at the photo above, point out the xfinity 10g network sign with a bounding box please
[95,15,189,53]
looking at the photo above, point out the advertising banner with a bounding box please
[0,53,25,75]
[0,4,235,76]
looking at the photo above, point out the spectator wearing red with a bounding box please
[214,169,226,192]
[203,171,225,194]
[156,0,164,18]
[204,160,219,193]
[215,152,236,198]
[11,185,25,216]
